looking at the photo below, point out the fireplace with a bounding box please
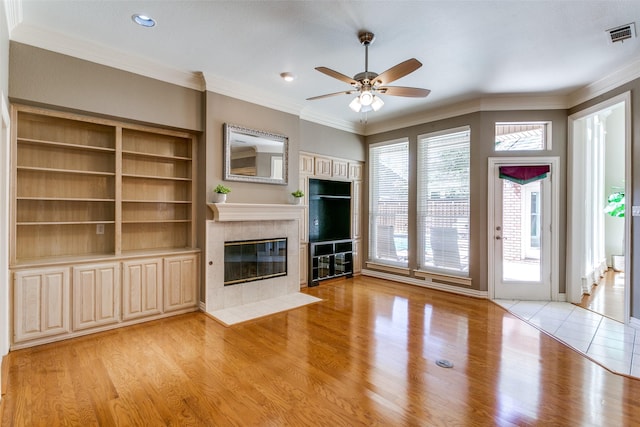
[206,203,305,314]
[224,238,287,286]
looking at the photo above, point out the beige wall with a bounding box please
[203,92,301,206]
[364,110,568,293]
[300,120,365,161]
[9,43,203,132]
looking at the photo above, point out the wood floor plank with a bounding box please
[3,276,640,426]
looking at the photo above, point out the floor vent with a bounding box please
[608,23,636,43]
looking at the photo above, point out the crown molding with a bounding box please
[299,107,365,135]
[202,72,364,134]
[202,71,304,117]
[3,0,22,35]
[10,23,204,91]
[567,57,640,108]
[364,95,569,135]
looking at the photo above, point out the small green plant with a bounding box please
[291,190,304,198]
[213,184,231,194]
[604,191,624,218]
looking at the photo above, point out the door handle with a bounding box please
[495,236,501,240]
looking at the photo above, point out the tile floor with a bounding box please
[495,299,640,378]
[208,292,322,326]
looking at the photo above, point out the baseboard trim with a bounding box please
[362,269,488,299]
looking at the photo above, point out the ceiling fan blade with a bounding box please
[378,86,431,97]
[315,67,358,85]
[307,90,356,101]
[374,58,422,86]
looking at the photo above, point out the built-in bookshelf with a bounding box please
[10,105,199,349]
[14,111,117,261]
[11,106,197,264]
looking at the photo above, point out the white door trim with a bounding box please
[487,156,560,301]
[567,91,631,324]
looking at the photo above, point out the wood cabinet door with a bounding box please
[13,267,70,343]
[300,153,315,175]
[122,258,163,320]
[352,239,362,274]
[314,157,333,177]
[72,263,120,331]
[164,255,198,312]
[299,244,308,286]
[332,160,349,179]
[349,163,363,181]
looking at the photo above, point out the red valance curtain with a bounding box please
[499,165,550,184]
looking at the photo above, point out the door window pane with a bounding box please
[502,180,541,282]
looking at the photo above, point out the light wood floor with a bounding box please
[579,269,625,322]
[3,276,640,426]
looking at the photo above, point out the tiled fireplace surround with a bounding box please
[205,203,305,315]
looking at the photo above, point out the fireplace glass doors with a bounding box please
[224,238,287,286]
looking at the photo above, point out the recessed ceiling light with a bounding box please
[280,72,296,82]
[132,14,156,28]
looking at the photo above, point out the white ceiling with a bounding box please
[7,1,640,134]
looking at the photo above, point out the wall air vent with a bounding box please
[607,23,636,43]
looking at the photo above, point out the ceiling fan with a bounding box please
[307,31,431,113]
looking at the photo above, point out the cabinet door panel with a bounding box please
[353,239,362,274]
[122,258,163,320]
[349,163,363,180]
[300,153,315,175]
[164,255,198,312]
[300,244,308,285]
[14,268,70,343]
[332,160,348,179]
[314,157,332,177]
[73,263,119,331]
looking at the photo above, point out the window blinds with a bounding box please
[369,141,409,267]
[417,128,470,275]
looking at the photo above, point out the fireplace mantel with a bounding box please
[207,203,304,222]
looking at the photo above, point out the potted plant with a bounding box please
[604,191,624,218]
[291,189,304,205]
[212,184,231,203]
[605,190,625,271]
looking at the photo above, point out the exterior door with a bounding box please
[491,162,553,300]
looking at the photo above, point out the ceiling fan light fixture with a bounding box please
[349,96,362,112]
[359,90,374,106]
[371,95,384,111]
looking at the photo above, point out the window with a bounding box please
[417,127,470,276]
[369,140,409,267]
[495,122,551,151]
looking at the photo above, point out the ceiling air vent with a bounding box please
[607,23,636,43]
